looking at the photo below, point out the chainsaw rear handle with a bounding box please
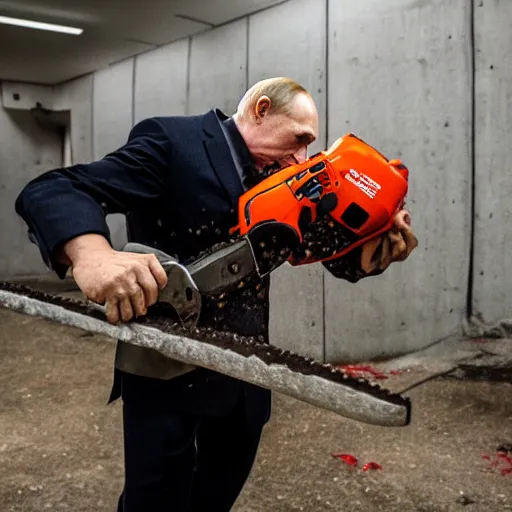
[122,242,177,267]
[121,242,202,327]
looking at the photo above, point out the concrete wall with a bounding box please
[134,40,189,123]
[472,0,512,326]
[0,101,63,277]
[54,75,94,165]
[188,20,247,116]
[325,0,473,361]
[248,0,328,360]
[92,59,135,250]
[1,0,510,360]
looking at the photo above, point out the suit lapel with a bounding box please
[202,110,244,207]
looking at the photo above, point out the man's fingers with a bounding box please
[147,256,168,290]
[105,283,145,323]
[106,298,120,324]
[360,236,383,274]
[379,235,394,270]
[119,295,135,323]
[356,211,418,276]
[394,209,411,229]
[135,267,160,309]
[72,250,171,323]
[129,285,147,317]
[400,225,419,257]
[389,231,407,262]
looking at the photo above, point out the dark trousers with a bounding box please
[114,368,270,511]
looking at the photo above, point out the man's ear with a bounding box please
[254,95,271,121]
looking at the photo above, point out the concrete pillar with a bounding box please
[325,0,472,361]
[248,0,327,359]
[472,0,512,326]
[93,59,135,249]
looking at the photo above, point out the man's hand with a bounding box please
[60,234,168,324]
[360,209,418,275]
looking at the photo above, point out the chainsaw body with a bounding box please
[231,133,409,273]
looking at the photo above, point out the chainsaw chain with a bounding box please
[0,280,410,407]
[182,239,238,267]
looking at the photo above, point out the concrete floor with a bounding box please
[0,306,511,512]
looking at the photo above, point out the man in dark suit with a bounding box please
[15,77,417,511]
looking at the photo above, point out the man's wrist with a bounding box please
[59,234,113,266]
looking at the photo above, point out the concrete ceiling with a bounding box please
[0,0,286,85]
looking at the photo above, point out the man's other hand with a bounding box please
[62,234,168,324]
[360,209,419,275]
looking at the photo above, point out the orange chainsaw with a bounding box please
[0,132,412,428]
[123,133,409,327]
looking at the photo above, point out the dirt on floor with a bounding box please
[0,307,511,512]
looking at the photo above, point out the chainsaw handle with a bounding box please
[121,242,177,267]
[121,242,202,327]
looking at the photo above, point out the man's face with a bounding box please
[242,92,319,172]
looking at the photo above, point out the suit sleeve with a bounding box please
[14,117,171,278]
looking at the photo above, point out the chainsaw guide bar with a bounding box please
[0,281,411,427]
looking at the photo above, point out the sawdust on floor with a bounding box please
[0,308,511,512]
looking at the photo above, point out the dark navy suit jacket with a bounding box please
[15,108,276,424]
[16,111,243,278]
[15,109,272,332]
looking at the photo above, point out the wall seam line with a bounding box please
[131,59,136,126]
[91,73,95,161]
[185,37,192,116]
[245,16,250,89]
[466,0,476,319]
[322,0,329,362]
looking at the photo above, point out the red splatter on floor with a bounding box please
[481,449,512,476]
[363,462,382,471]
[332,453,358,466]
[332,453,382,472]
[336,364,405,380]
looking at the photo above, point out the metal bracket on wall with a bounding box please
[1,80,72,167]
[1,81,56,111]
[1,80,71,132]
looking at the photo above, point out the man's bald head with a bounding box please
[233,77,319,171]
[236,77,311,118]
